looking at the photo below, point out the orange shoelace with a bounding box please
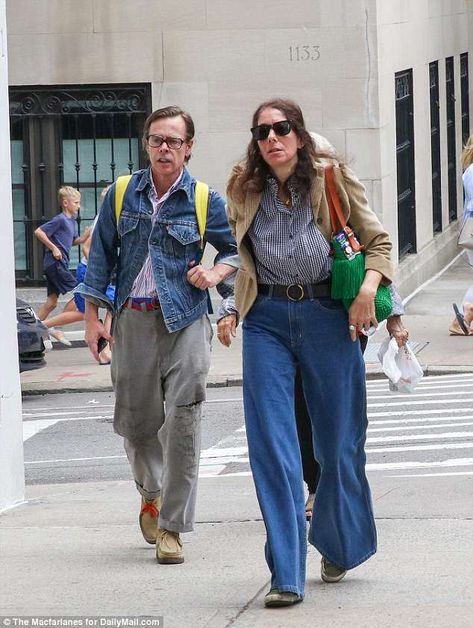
[141,501,159,518]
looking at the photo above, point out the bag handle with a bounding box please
[115,174,133,225]
[324,164,346,233]
[195,180,209,250]
[325,165,364,253]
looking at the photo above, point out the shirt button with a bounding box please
[289,234,293,239]
[317,217,323,224]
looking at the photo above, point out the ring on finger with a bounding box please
[348,324,356,331]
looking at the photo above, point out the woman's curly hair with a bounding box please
[238,98,338,198]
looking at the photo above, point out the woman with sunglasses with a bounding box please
[218,98,393,607]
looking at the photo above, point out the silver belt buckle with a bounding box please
[286,284,304,301]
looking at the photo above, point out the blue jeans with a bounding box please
[242,295,376,597]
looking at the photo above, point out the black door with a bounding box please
[395,70,417,258]
[445,57,458,223]
[430,62,442,234]
[461,53,470,145]
[9,84,151,283]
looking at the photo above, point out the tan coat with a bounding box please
[226,161,393,320]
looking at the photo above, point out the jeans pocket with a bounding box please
[314,297,346,313]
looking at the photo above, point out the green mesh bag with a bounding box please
[331,238,392,323]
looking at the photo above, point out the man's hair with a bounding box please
[142,106,195,163]
[58,186,80,207]
[99,184,111,203]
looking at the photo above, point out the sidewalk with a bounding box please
[18,252,473,395]
[4,253,473,627]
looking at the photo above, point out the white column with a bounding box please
[0,0,25,511]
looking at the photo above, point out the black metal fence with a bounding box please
[10,84,151,283]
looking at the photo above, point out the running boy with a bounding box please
[34,186,90,322]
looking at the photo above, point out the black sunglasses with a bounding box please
[251,120,293,141]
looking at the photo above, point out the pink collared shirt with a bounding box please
[129,170,183,298]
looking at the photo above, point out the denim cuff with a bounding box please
[74,282,114,313]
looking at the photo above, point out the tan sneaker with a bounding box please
[139,496,161,545]
[321,557,347,583]
[264,589,302,607]
[156,529,184,564]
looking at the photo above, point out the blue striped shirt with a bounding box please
[130,171,183,298]
[248,177,332,285]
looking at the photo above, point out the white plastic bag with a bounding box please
[378,337,424,393]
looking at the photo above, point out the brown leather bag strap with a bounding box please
[324,164,347,234]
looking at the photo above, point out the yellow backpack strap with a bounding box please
[114,174,133,225]
[195,180,210,249]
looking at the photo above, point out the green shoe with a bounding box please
[321,557,347,583]
[264,589,303,608]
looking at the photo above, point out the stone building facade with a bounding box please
[6,0,473,294]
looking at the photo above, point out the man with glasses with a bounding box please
[76,106,238,565]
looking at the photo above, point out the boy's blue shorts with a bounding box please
[74,262,115,314]
[45,260,77,296]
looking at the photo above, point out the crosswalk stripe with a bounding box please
[368,421,473,433]
[367,431,473,443]
[368,398,473,408]
[390,471,473,478]
[369,408,473,417]
[370,415,473,424]
[366,442,473,453]
[366,458,473,471]
[368,390,473,400]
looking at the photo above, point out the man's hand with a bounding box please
[187,261,236,290]
[386,315,409,347]
[85,303,113,362]
[216,314,237,347]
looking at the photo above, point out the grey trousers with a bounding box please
[111,307,212,533]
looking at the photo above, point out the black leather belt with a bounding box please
[257,281,331,301]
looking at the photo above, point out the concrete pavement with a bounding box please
[3,252,473,626]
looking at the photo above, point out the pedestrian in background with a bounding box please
[219,98,393,607]
[34,186,90,344]
[76,106,238,565]
[450,134,473,335]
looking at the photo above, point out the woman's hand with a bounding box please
[347,269,383,341]
[217,314,237,347]
[348,288,378,341]
[386,315,409,347]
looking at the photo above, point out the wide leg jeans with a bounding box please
[242,295,377,597]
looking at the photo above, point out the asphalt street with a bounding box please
[23,376,473,491]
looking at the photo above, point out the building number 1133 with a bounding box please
[289,45,321,62]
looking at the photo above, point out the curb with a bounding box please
[19,366,473,396]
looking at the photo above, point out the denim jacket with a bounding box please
[75,167,239,332]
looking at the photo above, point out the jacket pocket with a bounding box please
[118,212,139,236]
[167,223,201,246]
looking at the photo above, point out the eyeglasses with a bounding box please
[146,135,185,149]
[250,120,293,141]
